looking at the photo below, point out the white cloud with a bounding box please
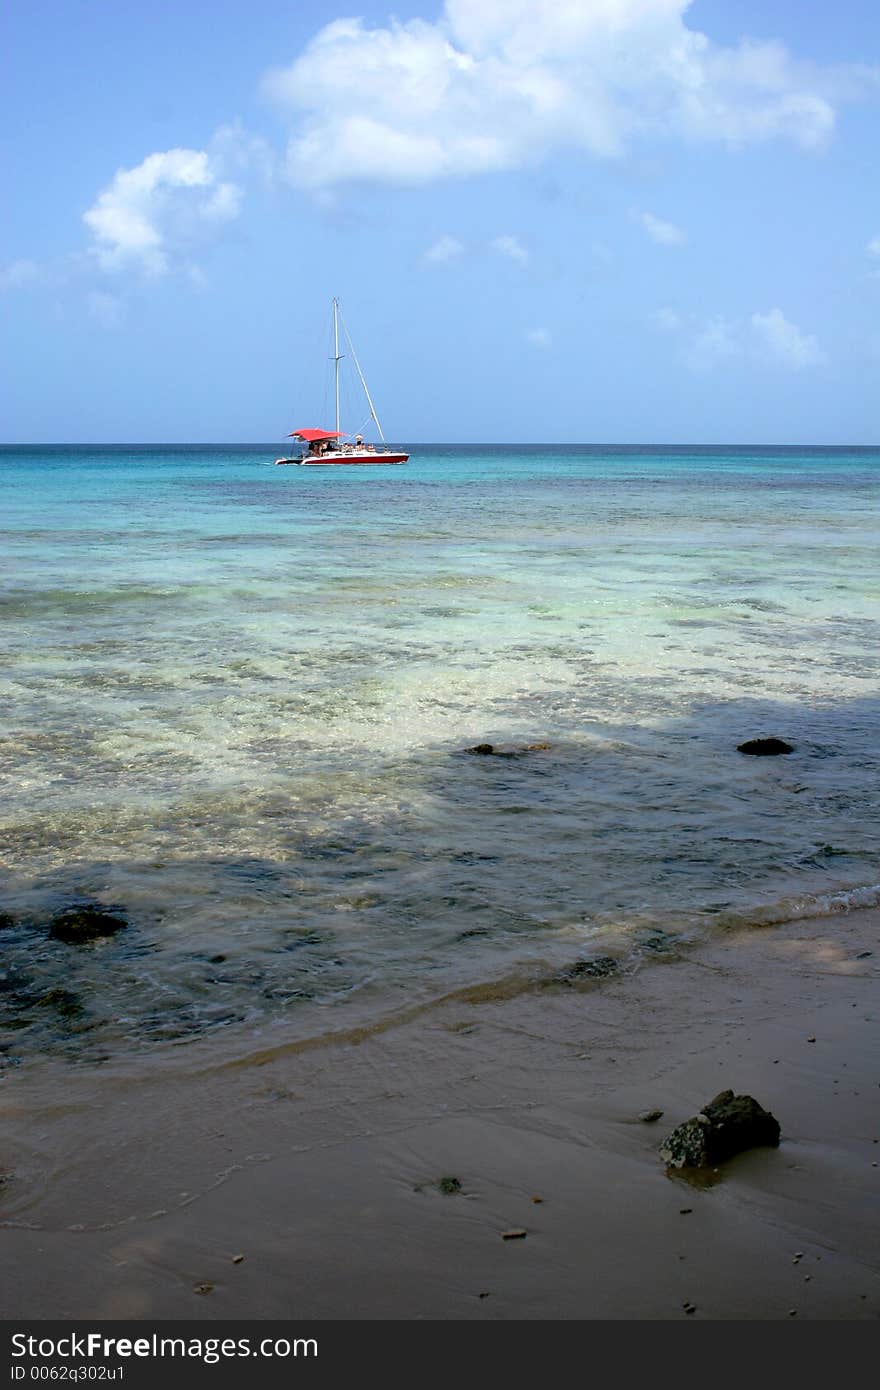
[750,307,826,368]
[6,126,265,304]
[492,234,528,263]
[526,327,552,349]
[868,234,880,257]
[0,258,42,291]
[83,147,243,274]
[424,234,464,263]
[262,0,862,190]
[638,210,685,245]
[671,306,827,371]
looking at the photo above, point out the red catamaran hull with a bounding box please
[276,452,409,466]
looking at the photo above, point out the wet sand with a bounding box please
[1,907,878,1320]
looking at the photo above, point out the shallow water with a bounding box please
[2,443,879,1065]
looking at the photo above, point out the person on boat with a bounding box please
[355,435,363,447]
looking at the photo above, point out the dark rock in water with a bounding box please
[464,741,551,758]
[659,1090,781,1168]
[737,738,794,756]
[48,905,127,945]
[0,912,15,931]
[437,1176,462,1195]
[555,956,619,983]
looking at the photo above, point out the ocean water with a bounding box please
[2,442,879,1066]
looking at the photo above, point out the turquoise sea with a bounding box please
[2,443,879,1066]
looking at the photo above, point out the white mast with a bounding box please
[333,297,342,437]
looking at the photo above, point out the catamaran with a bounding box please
[275,299,409,466]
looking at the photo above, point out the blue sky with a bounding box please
[3,0,879,443]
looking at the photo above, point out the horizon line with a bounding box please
[3,440,880,450]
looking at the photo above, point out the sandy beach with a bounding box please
[1,905,877,1321]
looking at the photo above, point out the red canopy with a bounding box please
[288,428,346,442]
